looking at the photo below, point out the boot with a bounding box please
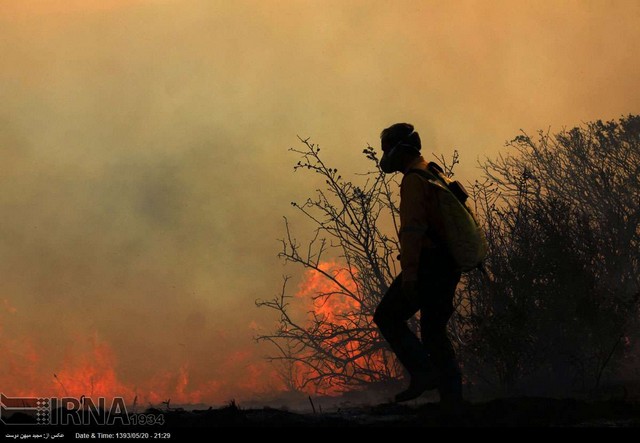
[394,370,439,402]
[438,373,465,416]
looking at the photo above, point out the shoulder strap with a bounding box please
[407,168,470,203]
[427,161,445,174]
[405,168,449,191]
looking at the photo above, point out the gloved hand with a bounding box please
[402,280,421,308]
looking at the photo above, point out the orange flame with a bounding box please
[296,261,360,323]
[293,261,397,394]
[0,322,284,405]
[1,335,286,405]
[1,261,389,404]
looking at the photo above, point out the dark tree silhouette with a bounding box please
[458,115,640,394]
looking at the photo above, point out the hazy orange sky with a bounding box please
[1,0,639,404]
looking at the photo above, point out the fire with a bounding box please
[0,301,284,406]
[0,261,390,404]
[292,261,398,394]
[295,261,360,323]
[0,332,285,405]
[53,334,132,399]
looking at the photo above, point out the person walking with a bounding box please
[373,122,463,410]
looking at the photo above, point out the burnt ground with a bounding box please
[2,396,639,437]
[149,396,640,427]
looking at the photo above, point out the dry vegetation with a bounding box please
[257,115,640,398]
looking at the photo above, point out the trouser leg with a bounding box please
[419,261,462,396]
[373,274,432,376]
[421,312,461,389]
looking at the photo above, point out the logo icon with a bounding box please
[1,394,50,425]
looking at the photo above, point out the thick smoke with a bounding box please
[0,0,638,403]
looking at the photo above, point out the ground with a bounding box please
[3,397,639,435]
[152,397,640,427]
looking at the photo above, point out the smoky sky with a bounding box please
[1,0,639,402]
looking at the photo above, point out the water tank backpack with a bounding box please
[407,163,488,271]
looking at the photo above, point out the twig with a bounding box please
[53,374,69,397]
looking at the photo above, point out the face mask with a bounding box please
[380,143,420,173]
[380,144,403,173]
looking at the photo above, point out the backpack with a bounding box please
[407,163,487,272]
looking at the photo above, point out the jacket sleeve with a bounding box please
[399,173,430,283]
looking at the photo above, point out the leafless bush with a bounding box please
[258,115,640,396]
[458,115,640,393]
[256,138,404,393]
